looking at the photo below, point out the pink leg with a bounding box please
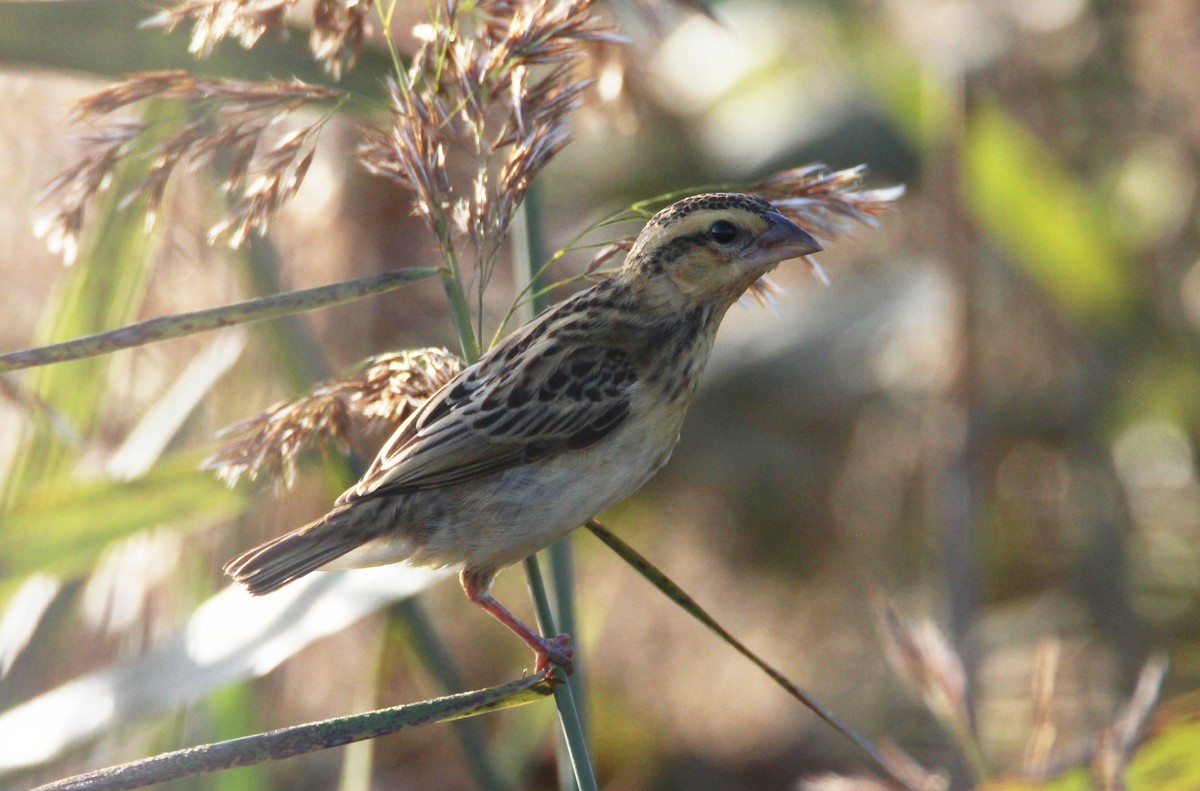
[461,569,574,675]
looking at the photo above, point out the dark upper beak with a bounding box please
[752,210,822,261]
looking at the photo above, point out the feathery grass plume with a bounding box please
[34,122,145,264]
[745,163,903,299]
[205,348,463,487]
[310,0,370,78]
[1091,654,1167,791]
[800,740,947,791]
[143,0,290,56]
[751,164,905,239]
[358,0,619,337]
[145,0,368,75]
[1023,638,1061,781]
[875,599,973,748]
[36,71,339,260]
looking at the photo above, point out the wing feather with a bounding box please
[339,303,638,504]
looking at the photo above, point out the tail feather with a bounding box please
[224,512,364,596]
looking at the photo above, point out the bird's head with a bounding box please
[621,193,822,310]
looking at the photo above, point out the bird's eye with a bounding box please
[708,219,737,245]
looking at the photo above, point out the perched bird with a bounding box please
[225,193,821,674]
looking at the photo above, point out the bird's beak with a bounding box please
[752,211,822,261]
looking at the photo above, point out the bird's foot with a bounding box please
[533,633,574,676]
[459,573,575,677]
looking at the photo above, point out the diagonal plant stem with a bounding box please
[30,672,555,791]
[584,520,918,791]
[0,267,438,373]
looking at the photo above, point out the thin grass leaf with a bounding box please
[204,683,269,791]
[389,599,514,791]
[874,598,984,780]
[107,330,248,480]
[1092,655,1168,791]
[1024,638,1061,782]
[584,520,920,791]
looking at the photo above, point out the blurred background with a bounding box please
[1,0,1199,789]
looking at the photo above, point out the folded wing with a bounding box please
[339,329,637,504]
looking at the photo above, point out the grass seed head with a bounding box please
[205,348,464,488]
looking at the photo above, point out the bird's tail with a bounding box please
[224,507,365,595]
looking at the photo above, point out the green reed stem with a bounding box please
[0,267,438,374]
[512,187,590,790]
[523,555,595,791]
[439,247,481,363]
[31,673,554,791]
[585,520,918,791]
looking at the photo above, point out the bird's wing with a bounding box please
[339,318,637,503]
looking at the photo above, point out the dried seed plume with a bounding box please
[37,71,338,261]
[205,348,463,488]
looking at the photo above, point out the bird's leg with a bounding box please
[460,569,574,675]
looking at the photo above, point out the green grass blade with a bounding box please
[392,599,514,791]
[0,566,447,774]
[0,455,243,597]
[205,684,269,791]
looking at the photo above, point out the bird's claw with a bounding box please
[534,633,574,677]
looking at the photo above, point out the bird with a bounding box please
[224,192,821,674]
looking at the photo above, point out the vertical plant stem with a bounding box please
[514,188,582,644]
[544,546,583,791]
[513,187,590,787]
[547,543,581,707]
[523,555,595,791]
[938,72,981,710]
[439,246,481,362]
